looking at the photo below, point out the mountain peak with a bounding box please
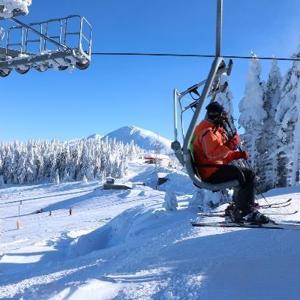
[87,133,102,140]
[103,125,171,153]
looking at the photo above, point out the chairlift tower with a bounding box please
[0,0,92,77]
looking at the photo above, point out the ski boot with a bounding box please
[224,203,244,224]
[253,202,260,208]
[244,210,270,225]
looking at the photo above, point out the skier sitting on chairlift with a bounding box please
[192,101,270,225]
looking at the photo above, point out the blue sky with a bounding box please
[1,0,300,141]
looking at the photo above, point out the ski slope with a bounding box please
[1,161,300,299]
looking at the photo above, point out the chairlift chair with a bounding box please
[171,0,239,192]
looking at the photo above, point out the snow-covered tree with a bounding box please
[256,59,282,191]
[82,175,88,184]
[26,142,38,183]
[55,169,60,184]
[163,190,178,211]
[0,175,4,186]
[275,47,300,186]
[239,56,267,170]
[0,0,31,18]
[276,151,290,187]
[0,138,142,185]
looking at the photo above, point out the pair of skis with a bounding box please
[193,198,300,230]
[197,198,294,217]
[191,220,300,230]
[259,198,292,209]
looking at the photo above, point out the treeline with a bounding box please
[0,138,142,185]
[239,49,300,191]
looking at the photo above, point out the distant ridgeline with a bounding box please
[238,49,300,192]
[0,138,142,185]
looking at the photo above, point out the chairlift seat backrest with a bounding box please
[186,149,240,192]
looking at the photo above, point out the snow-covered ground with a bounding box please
[1,161,300,299]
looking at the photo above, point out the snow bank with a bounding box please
[71,205,148,256]
[70,204,181,257]
[131,165,194,195]
[52,279,122,300]
[0,0,31,18]
[189,189,223,212]
[159,169,195,195]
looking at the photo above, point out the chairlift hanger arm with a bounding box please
[182,57,224,151]
[216,0,223,57]
[183,99,200,112]
[178,79,206,99]
[171,0,242,191]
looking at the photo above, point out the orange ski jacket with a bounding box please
[192,119,235,180]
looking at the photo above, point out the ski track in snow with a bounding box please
[1,161,300,299]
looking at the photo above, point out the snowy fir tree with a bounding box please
[55,169,60,185]
[256,59,282,191]
[0,138,143,185]
[238,47,300,190]
[275,47,300,186]
[239,55,267,171]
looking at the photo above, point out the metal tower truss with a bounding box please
[0,15,92,77]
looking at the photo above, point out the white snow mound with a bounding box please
[71,204,177,257]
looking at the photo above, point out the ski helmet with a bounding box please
[205,102,224,120]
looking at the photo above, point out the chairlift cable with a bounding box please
[91,52,300,63]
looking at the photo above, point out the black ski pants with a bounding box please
[206,165,256,215]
